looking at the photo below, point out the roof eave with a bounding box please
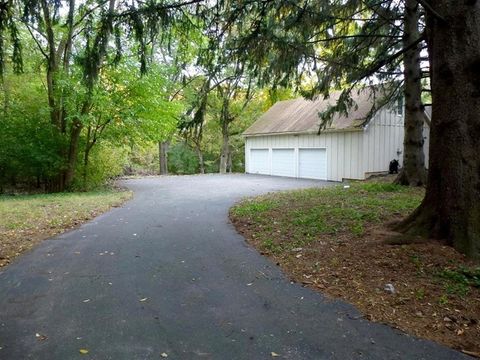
[243,127,364,137]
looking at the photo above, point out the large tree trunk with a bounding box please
[219,121,230,174]
[400,1,480,258]
[159,140,169,175]
[395,0,426,186]
[64,120,83,188]
[227,150,233,173]
[82,126,93,190]
[196,146,205,174]
[1,69,9,112]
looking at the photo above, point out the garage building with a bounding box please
[244,89,408,182]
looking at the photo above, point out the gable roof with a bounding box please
[243,89,381,136]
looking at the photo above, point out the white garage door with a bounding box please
[249,149,270,174]
[272,149,295,177]
[298,148,327,180]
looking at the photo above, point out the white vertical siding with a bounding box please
[245,130,365,181]
[245,106,407,181]
[362,107,404,175]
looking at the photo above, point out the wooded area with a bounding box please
[0,0,478,258]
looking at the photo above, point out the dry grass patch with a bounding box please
[230,182,480,357]
[0,188,132,267]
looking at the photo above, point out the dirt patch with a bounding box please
[0,189,132,268]
[230,183,480,357]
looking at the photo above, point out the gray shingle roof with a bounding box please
[243,89,378,136]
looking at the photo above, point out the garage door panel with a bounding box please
[272,149,295,177]
[250,149,269,175]
[299,148,327,180]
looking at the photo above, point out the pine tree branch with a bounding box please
[307,34,401,44]
[24,24,49,59]
[359,33,426,80]
[117,0,204,18]
[416,0,446,23]
[73,0,111,29]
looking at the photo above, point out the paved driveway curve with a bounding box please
[0,174,469,359]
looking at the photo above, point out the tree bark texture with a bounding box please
[219,120,230,174]
[400,1,480,258]
[159,140,169,175]
[196,147,205,174]
[64,120,83,188]
[395,0,427,186]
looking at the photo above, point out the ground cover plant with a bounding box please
[230,181,480,356]
[0,189,132,268]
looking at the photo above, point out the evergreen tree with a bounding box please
[216,0,480,258]
[400,1,480,258]
[218,0,428,185]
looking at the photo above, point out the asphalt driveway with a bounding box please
[0,174,469,359]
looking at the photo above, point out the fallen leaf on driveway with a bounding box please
[79,349,89,354]
[82,299,90,303]
[139,297,148,302]
[462,350,480,357]
[35,333,47,341]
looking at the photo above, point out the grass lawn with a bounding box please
[0,188,132,268]
[230,181,480,356]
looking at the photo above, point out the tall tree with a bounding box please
[2,0,206,191]
[219,0,428,185]
[399,1,480,258]
[214,78,254,173]
[218,0,480,258]
[75,62,181,188]
[395,0,426,186]
[179,77,210,174]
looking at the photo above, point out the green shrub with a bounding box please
[126,143,159,175]
[0,91,65,191]
[72,143,128,191]
[167,143,199,174]
[438,266,480,296]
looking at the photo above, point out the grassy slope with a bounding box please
[0,189,132,267]
[230,182,480,355]
[231,182,423,252]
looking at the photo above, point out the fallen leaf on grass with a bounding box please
[271,352,280,357]
[160,353,168,358]
[79,349,89,354]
